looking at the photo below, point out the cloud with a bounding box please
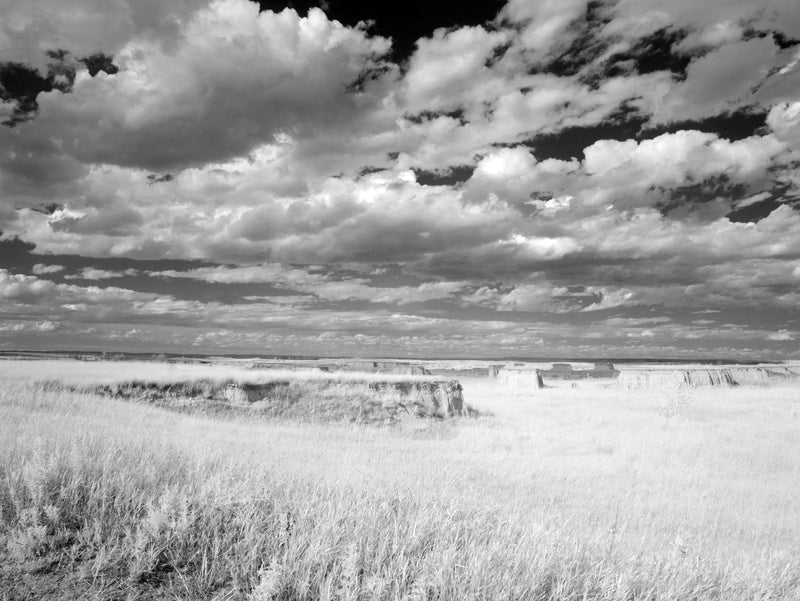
[402,26,510,114]
[495,283,573,312]
[1,261,795,358]
[2,0,800,357]
[0,269,59,302]
[768,101,800,151]
[735,192,773,209]
[0,319,61,333]
[0,269,207,324]
[611,0,800,46]
[315,281,464,304]
[676,21,744,51]
[152,263,465,305]
[48,205,144,236]
[582,131,785,188]
[498,0,590,64]
[580,287,636,312]
[64,268,140,280]
[651,37,782,123]
[31,263,65,275]
[0,0,207,71]
[26,2,392,171]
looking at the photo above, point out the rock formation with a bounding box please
[82,377,465,424]
[367,380,464,418]
[617,366,800,388]
[497,368,544,389]
[590,362,620,378]
[538,362,620,380]
[429,364,505,378]
[330,361,432,376]
[250,360,432,376]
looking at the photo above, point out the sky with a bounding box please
[1,0,799,359]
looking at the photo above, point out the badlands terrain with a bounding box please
[1,356,799,600]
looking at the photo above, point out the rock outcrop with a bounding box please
[618,366,800,388]
[497,368,544,389]
[591,362,620,378]
[430,365,505,378]
[249,360,432,376]
[538,362,620,380]
[367,380,464,417]
[83,377,465,424]
[330,361,432,376]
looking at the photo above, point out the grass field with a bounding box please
[1,360,799,600]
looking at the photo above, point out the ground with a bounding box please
[1,360,799,600]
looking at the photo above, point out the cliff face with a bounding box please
[83,378,465,424]
[618,367,799,388]
[366,380,464,417]
[497,368,544,389]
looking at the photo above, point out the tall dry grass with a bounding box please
[1,366,799,599]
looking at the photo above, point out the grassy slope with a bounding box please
[1,368,799,599]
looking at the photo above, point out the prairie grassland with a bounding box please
[0,359,441,386]
[1,363,799,600]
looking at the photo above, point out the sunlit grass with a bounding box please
[0,359,443,386]
[1,363,799,599]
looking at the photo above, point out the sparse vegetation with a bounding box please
[1,362,799,600]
